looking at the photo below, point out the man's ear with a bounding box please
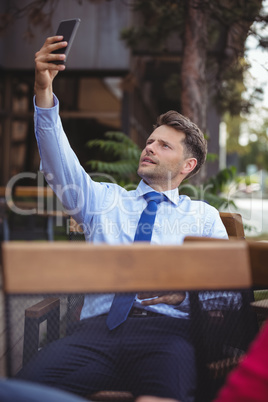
[181,158,197,175]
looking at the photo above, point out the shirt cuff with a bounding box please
[33,94,60,129]
[33,93,59,109]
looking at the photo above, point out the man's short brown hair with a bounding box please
[154,110,207,180]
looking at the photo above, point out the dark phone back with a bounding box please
[51,19,81,64]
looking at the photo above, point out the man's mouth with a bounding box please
[142,157,156,164]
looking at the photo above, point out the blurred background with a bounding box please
[0,0,268,239]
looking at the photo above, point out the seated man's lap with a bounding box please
[17,315,196,401]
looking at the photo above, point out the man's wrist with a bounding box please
[34,85,54,108]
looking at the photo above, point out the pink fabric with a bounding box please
[214,320,268,401]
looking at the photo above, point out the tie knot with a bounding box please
[143,191,166,205]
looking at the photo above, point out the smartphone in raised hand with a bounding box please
[50,18,81,64]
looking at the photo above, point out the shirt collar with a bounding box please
[136,180,180,206]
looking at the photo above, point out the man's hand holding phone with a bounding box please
[34,19,80,108]
[34,36,67,108]
[35,36,67,76]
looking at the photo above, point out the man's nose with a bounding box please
[145,143,155,154]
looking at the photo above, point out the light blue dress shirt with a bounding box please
[34,95,237,320]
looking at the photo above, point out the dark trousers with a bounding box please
[17,315,196,401]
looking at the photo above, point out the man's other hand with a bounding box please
[138,291,186,306]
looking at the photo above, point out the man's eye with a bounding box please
[163,144,169,148]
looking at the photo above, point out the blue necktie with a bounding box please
[106,191,165,330]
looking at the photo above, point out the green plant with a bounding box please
[86,131,141,187]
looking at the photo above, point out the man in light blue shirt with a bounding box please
[18,36,229,402]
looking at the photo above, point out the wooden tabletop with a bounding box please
[2,241,251,294]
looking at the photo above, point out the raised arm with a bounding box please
[33,36,107,226]
[34,36,67,108]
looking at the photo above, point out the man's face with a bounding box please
[137,125,194,191]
